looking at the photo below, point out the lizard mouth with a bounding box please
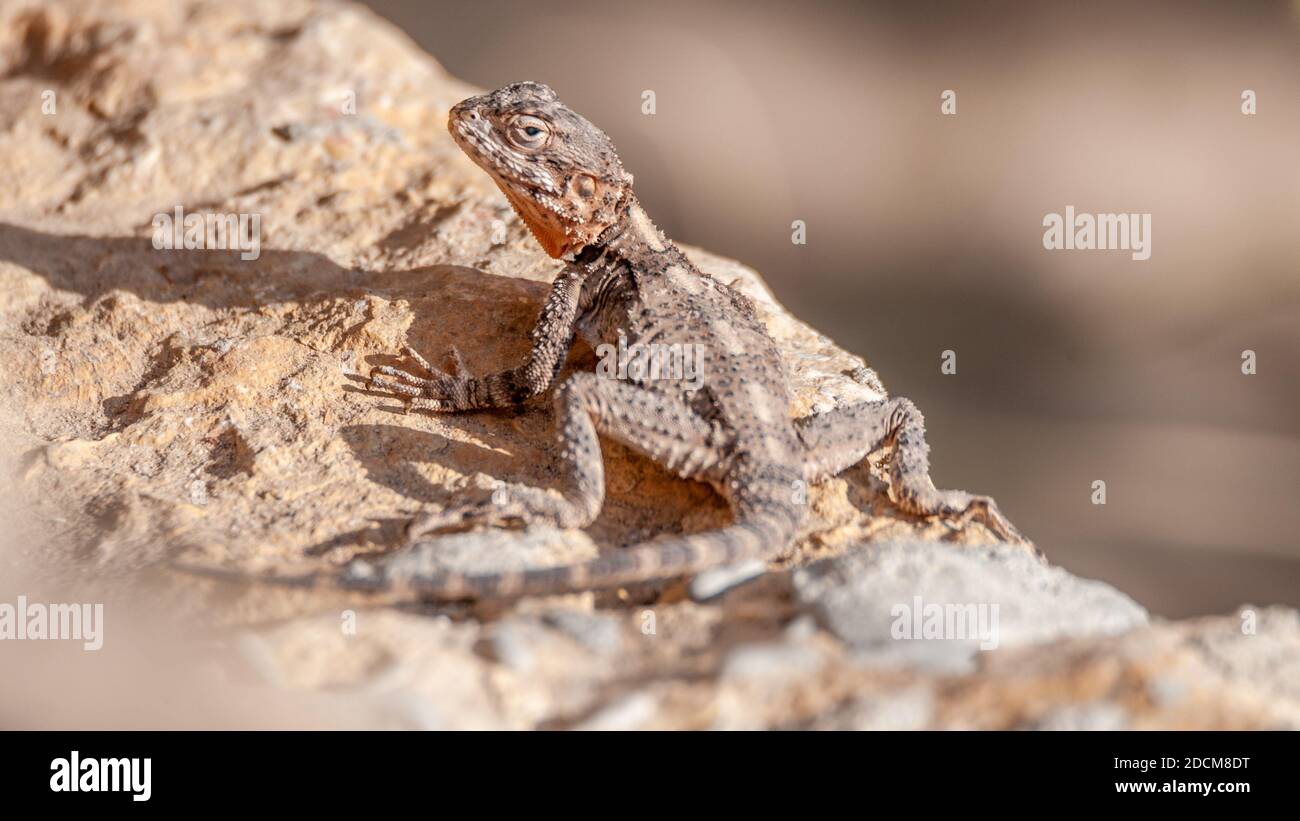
[447,109,491,160]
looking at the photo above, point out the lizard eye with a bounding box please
[508,115,551,149]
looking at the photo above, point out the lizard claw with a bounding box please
[959,494,1025,544]
[444,345,469,377]
[903,487,1026,545]
[368,345,473,412]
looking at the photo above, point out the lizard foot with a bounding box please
[369,345,472,412]
[908,489,1025,544]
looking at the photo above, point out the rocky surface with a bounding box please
[794,542,1149,672]
[0,0,1296,730]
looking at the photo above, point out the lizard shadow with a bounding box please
[334,419,541,510]
[336,348,724,561]
[0,220,552,311]
[318,416,556,558]
[333,354,639,559]
[0,220,354,310]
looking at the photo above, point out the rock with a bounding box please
[793,541,1149,671]
[928,606,1300,730]
[721,638,824,685]
[571,692,659,731]
[810,686,936,731]
[0,0,1296,731]
[539,608,626,656]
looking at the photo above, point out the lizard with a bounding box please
[182,81,1022,601]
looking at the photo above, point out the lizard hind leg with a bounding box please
[796,396,1024,543]
[393,382,803,599]
[407,372,728,542]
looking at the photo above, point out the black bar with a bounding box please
[2,730,1285,807]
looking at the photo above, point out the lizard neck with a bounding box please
[581,196,675,265]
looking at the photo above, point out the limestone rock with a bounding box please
[793,541,1149,671]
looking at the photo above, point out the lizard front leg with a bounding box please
[369,265,586,412]
[408,373,728,540]
[796,397,1024,543]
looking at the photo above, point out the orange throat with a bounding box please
[503,187,573,259]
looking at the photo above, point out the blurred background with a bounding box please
[361,0,1300,617]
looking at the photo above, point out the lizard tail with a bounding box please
[396,510,800,600]
[175,507,800,601]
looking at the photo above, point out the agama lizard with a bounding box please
[350,81,1022,600]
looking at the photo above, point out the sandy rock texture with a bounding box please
[0,0,1296,729]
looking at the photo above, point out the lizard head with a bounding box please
[448,81,634,259]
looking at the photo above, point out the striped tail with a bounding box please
[382,510,799,600]
[175,508,800,601]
